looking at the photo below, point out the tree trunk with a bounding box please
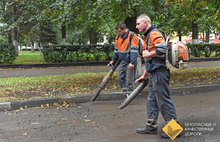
[192,21,198,44]
[12,5,18,56]
[125,17,138,33]
[8,32,12,44]
[178,29,182,41]
[206,31,209,43]
[25,43,27,51]
[62,25,66,45]
[109,37,113,44]
[78,34,81,45]
[31,36,34,52]
[38,42,42,56]
[90,28,97,44]
[124,9,138,33]
[203,31,205,42]
[31,42,34,52]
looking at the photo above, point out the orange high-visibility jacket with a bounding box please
[143,29,167,56]
[112,29,139,64]
[143,26,168,73]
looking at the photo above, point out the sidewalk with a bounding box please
[1,61,220,78]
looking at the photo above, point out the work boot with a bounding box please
[161,131,182,138]
[136,125,157,134]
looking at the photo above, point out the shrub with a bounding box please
[187,43,220,57]
[42,44,114,63]
[0,44,16,64]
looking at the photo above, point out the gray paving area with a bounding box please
[1,61,220,78]
[0,90,219,142]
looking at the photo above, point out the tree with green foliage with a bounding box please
[0,0,13,44]
[165,0,220,43]
[1,0,220,47]
[1,0,59,52]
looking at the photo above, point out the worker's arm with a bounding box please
[142,50,159,58]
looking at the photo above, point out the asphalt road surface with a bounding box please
[0,90,219,142]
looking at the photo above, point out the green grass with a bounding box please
[13,51,46,64]
[0,66,219,102]
[4,51,220,103]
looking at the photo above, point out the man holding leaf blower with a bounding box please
[135,14,180,138]
[108,21,139,103]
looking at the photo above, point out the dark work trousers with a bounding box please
[146,68,177,127]
[118,60,137,95]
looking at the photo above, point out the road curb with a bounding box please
[0,84,219,111]
[0,102,11,110]
[188,57,220,62]
[0,61,110,69]
[10,98,60,110]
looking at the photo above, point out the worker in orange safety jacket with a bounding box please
[109,21,139,103]
[135,14,180,139]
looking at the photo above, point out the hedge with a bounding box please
[0,44,16,64]
[187,43,220,57]
[42,43,220,63]
[42,44,115,63]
